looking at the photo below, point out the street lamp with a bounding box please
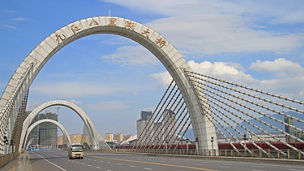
[211,137,214,156]
[186,138,189,153]
[165,141,168,153]
[243,134,248,156]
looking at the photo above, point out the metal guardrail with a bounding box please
[116,148,303,160]
[0,152,19,168]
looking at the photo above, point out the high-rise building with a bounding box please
[137,109,178,144]
[140,111,152,121]
[137,111,154,144]
[38,113,58,147]
[285,116,296,142]
[26,112,58,149]
[162,109,177,144]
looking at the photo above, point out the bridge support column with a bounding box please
[183,75,218,154]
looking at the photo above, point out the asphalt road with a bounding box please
[26,151,304,171]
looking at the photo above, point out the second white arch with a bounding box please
[19,100,109,151]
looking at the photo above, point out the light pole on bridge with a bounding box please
[211,136,214,156]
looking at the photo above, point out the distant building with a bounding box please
[114,133,123,142]
[105,133,114,141]
[57,134,91,148]
[140,111,153,121]
[123,134,133,141]
[26,112,58,149]
[285,116,296,142]
[137,109,178,145]
[137,111,154,144]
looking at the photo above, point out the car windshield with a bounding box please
[71,145,83,152]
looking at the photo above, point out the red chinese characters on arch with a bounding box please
[155,38,166,48]
[55,33,66,44]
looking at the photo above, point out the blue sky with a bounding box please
[1,0,304,137]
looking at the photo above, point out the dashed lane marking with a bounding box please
[90,156,218,171]
[144,168,152,170]
[36,153,67,171]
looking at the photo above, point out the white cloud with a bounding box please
[13,17,27,21]
[106,0,302,54]
[151,72,172,87]
[258,76,304,98]
[249,58,304,99]
[102,45,157,65]
[152,60,257,87]
[3,9,16,15]
[2,24,18,30]
[87,101,129,111]
[148,15,300,54]
[31,82,125,98]
[151,58,304,100]
[250,58,304,77]
[187,60,256,83]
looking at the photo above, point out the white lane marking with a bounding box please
[144,168,152,170]
[270,164,280,167]
[252,165,264,168]
[251,169,266,171]
[222,163,233,165]
[88,164,92,167]
[129,165,135,167]
[218,166,230,168]
[106,170,112,171]
[36,153,66,171]
[96,166,100,169]
[116,163,122,165]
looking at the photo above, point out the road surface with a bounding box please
[21,151,304,171]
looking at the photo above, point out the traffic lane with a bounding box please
[87,152,304,171]
[30,151,99,171]
[30,151,304,171]
[48,151,216,171]
[29,152,67,171]
[86,154,217,171]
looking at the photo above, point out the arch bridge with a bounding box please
[0,16,303,160]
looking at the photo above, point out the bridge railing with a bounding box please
[0,151,19,168]
[116,148,303,160]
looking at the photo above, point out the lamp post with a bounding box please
[3,136,9,154]
[243,134,248,157]
[211,137,214,156]
[186,138,189,154]
[10,139,15,153]
[195,137,199,155]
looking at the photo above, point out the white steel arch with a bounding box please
[19,100,102,151]
[25,138,35,150]
[0,16,217,153]
[23,119,72,149]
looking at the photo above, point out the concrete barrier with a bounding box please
[0,152,19,168]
